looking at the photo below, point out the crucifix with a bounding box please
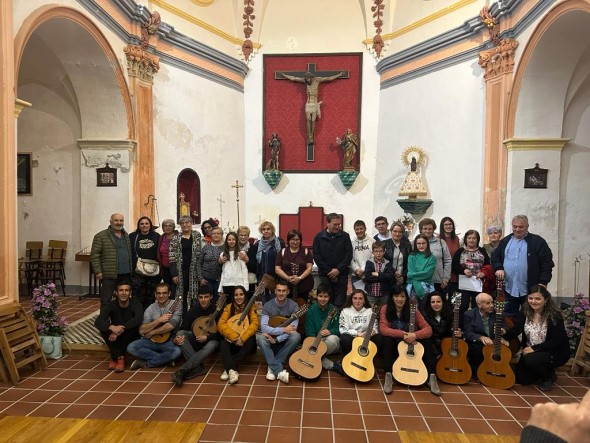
[216,194,226,226]
[231,180,243,226]
[276,63,349,161]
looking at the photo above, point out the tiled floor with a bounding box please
[3,296,589,442]
[19,294,100,324]
[1,354,588,443]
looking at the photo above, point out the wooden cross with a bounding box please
[275,63,349,161]
[231,180,243,226]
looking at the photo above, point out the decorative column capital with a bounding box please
[124,44,160,83]
[14,98,31,117]
[478,38,519,80]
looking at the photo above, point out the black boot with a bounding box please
[172,367,189,387]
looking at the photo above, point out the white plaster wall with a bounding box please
[375,59,485,239]
[242,52,380,236]
[152,63,245,231]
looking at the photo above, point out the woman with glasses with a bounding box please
[158,219,178,296]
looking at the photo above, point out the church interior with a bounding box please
[1,0,590,442]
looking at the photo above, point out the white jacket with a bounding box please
[339,306,379,336]
[218,252,249,291]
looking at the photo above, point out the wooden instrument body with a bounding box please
[227,278,268,337]
[392,296,428,386]
[393,340,428,386]
[150,298,182,343]
[477,343,515,389]
[288,336,327,380]
[436,293,472,385]
[342,337,377,382]
[191,294,226,336]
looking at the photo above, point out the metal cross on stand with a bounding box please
[231,180,243,226]
[216,194,226,226]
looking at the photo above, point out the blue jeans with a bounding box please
[504,292,526,317]
[175,330,219,370]
[127,337,182,368]
[256,332,301,375]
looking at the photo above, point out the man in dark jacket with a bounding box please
[90,213,132,308]
[491,215,554,316]
[312,213,353,308]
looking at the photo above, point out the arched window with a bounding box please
[177,169,201,224]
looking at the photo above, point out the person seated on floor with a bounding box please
[127,282,182,370]
[217,286,259,384]
[171,285,221,386]
[379,284,440,396]
[94,280,143,372]
[502,285,570,392]
[256,280,301,384]
[304,283,342,374]
[463,292,507,377]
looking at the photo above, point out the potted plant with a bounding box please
[564,292,590,355]
[30,282,68,359]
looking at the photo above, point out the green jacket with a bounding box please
[305,303,340,338]
[90,226,132,279]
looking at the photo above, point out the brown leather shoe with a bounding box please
[114,356,125,373]
[108,359,117,370]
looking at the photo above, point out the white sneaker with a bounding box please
[277,369,289,384]
[266,368,276,381]
[220,370,229,381]
[228,369,239,384]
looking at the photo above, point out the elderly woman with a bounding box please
[483,225,502,257]
[169,216,202,316]
[248,221,284,302]
[130,216,161,311]
[157,218,178,295]
[275,229,314,301]
[197,226,225,298]
[502,285,569,391]
[419,218,451,297]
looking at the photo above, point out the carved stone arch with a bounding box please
[177,169,202,224]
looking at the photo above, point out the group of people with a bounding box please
[92,211,568,394]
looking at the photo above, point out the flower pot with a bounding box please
[39,335,63,359]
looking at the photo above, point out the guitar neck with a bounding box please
[361,306,378,348]
[238,281,265,322]
[451,299,460,351]
[408,297,417,352]
[492,302,504,356]
[312,308,337,348]
[291,263,299,298]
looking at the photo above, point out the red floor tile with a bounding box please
[266,426,301,443]
[426,417,461,433]
[233,425,268,443]
[394,415,428,432]
[198,423,237,442]
[334,429,367,443]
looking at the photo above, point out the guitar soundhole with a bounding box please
[492,354,501,362]
[407,350,415,357]
[358,347,369,357]
[308,346,318,355]
[449,350,458,358]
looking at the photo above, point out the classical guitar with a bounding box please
[496,278,519,356]
[477,299,516,390]
[289,307,338,380]
[342,304,379,382]
[150,297,182,343]
[436,293,472,385]
[226,275,271,337]
[392,296,428,386]
[191,293,227,336]
[268,291,316,329]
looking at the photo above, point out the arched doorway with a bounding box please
[15,6,134,296]
[507,1,590,296]
[177,169,202,224]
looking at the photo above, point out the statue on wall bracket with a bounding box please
[397,146,432,214]
[262,133,283,190]
[336,129,360,190]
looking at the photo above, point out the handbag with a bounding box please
[136,257,160,277]
[39,335,63,359]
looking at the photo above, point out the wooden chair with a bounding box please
[571,309,590,376]
[0,303,47,385]
[37,246,67,295]
[18,241,44,297]
[48,240,68,280]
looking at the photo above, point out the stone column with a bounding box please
[123,44,159,222]
[503,138,569,294]
[0,0,17,305]
[478,38,519,233]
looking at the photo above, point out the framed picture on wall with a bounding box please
[524,163,548,189]
[17,153,32,195]
[96,163,118,187]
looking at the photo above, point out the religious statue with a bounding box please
[179,192,190,217]
[280,71,345,144]
[399,146,428,198]
[336,129,358,170]
[265,133,281,170]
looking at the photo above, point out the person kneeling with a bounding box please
[171,286,221,386]
[94,280,142,372]
[127,283,182,369]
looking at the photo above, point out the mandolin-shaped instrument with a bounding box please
[191,293,227,336]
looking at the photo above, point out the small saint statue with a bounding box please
[399,147,428,199]
[336,129,358,170]
[265,133,281,170]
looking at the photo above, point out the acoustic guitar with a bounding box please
[496,278,520,356]
[268,291,316,329]
[392,296,428,386]
[289,307,338,380]
[477,298,516,390]
[226,275,271,337]
[436,293,472,384]
[342,304,379,382]
[150,297,182,343]
[191,293,227,336]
